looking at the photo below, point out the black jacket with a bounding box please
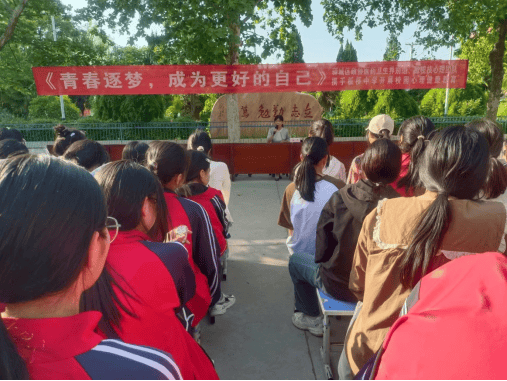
[315,179,400,302]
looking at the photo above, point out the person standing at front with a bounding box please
[267,115,290,181]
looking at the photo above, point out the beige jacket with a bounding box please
[346,191,507,375]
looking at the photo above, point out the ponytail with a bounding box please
[397,116,436,193]
[0,319,29,379]
[295,157,318,202]
[80,266,139,338]
[400,193,450,288]
[294,137,328,202]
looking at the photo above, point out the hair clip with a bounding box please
[70,132,76,137]
[417,135,425,140]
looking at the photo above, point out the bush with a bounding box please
[420,83,487,117]
[367,90,419,119]
[92,95,166,122]
[28,96,81,121]
[337,90,372,119]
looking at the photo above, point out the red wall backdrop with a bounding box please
[98,141,368,177]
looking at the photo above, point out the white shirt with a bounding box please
[322,155,347,183]
[286,180,338,255]
[209,160,233,223]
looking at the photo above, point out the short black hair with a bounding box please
[122,141,149,163]
[0,139,28,159]
[63,140,110,171]
[362,139,402,184]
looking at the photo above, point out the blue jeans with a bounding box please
[288,252,323,317]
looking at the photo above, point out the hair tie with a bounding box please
[70,132,76,138]
[197,146,205,151]
[417,135,425,140]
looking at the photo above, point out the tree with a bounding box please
[282,28,304,63]
[336,40,357,62]
[28,95,81,120]
[323,0,507,120]
[420,83,487,117]
[0,0,29,51]
[92,95,166,122]
[383,33,403,61]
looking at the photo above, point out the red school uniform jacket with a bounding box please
[3,311,182,379]
[105,229,219,380]
[164,190,221,320]
[186,184,229,256]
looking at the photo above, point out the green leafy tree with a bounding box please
[367,90,419,119]
[336,40,357,62]
[323,0,507,120]
[28,95,81,120]
[420,83,487,116]
[93,95,166,122]
[337,90,373,118]
[383,33,403,61]
[282,28,304,63]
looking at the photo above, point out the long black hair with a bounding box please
[0,128,24,143]
[122,141,150,164]
[0,139,28,159]
[466,118,507,199]
[362,139,402,194]
[396,116,435,193]
[187,129,212,155]
[294,137,328,202]
[400,125,490,288]
[63,140,110,171]
[0,155,107,379]
[53,124,86,156]
[186,150,211,183]
[145,141,188,186]
[81,161,169,338]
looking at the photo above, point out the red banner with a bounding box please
[33,60,468,96]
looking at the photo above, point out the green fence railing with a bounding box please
[2,117,507,142]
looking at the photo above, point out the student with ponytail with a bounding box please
[288,139,401,337]
[466,118,507,202]
[0,156,181,379]
[90,160,218,380]
[309,119,347,182]
[183,150,235,317]
[340,125,507,378]
[52,124,86,156]
[146,141,222,325]
[347,114,394,184]
[393,116,435,196]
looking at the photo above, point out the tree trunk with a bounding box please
[226,23,241,142]
[486,19,507,121]
[0,0,30,51]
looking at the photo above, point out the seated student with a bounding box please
[278,137,345,257]
[122,141,150,164]
[86,161,218,380]
[308,119,346,183]
[347,114,394,184]
[340,125,507,378]
[0,155,181,380]
[182,150,235,316]
[52,124,86,156]
[146,141,223,325]
[466,118,507,204]
[63,140,110,172]
[392,116,435,196]
[307,140,401,305]
[187,129,233,225]
[0,139,28,159]
[0,127,25,143]
[369,252,507,380]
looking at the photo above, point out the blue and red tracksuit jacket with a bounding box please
[3,311,183,379]
[104,229,219,380]
[185,184,229,256]
[163,190,221,324]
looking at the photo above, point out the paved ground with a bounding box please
[200,175,329,380]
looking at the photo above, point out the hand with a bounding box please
[166,225,192,245]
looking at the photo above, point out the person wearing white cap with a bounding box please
[346,114,394,184]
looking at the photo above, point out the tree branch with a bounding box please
[240,0,264,25]
[0,0,30,51]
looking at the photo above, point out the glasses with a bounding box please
[106,216,121,243]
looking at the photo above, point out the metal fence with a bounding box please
[2,117,507,142]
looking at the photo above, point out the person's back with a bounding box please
[91,161,218,380]
[0,156,181,380]
[343,125,507,377]
[316,139,402,302]
[309,119,346,183]
[375,252,507,379]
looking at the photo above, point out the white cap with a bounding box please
[366,114,395,135]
